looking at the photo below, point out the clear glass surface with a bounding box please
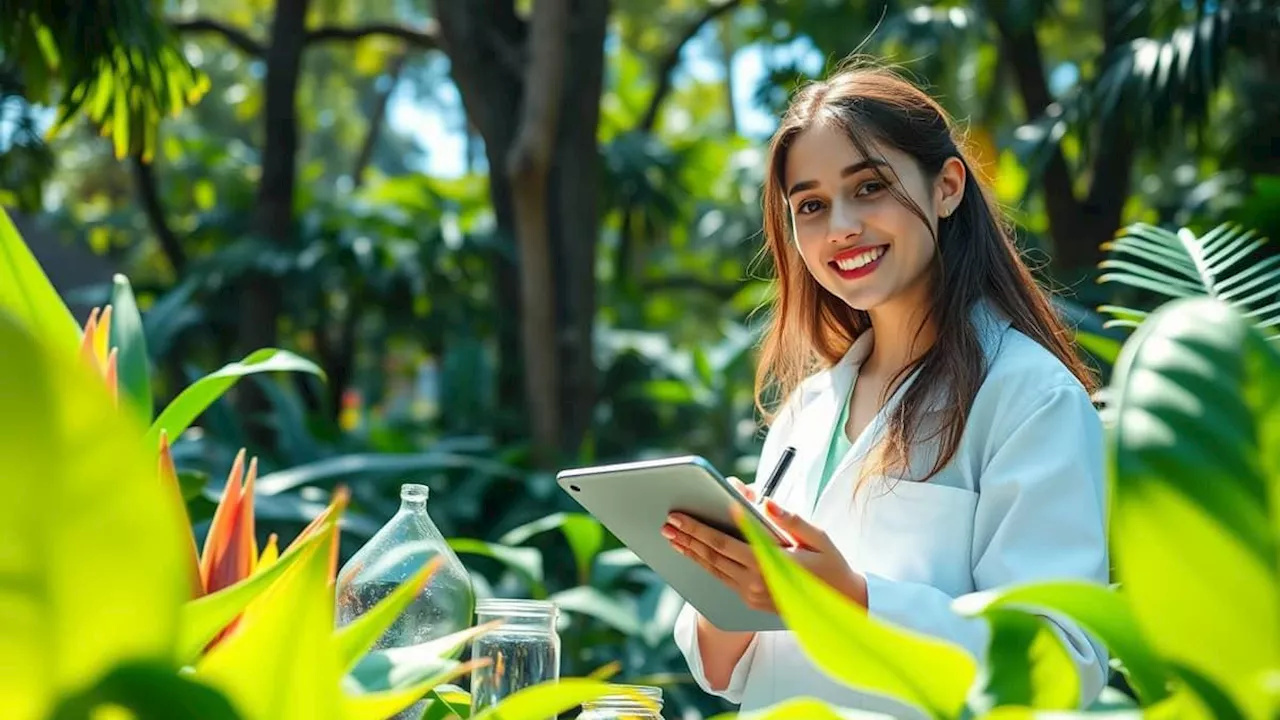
[335,483,476,719]
[579,684,665,719]
[468,599,561,715]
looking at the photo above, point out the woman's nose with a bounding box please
[828,200,862,242]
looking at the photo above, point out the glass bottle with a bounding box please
[335,483,475,719]
[579,685,665,719]
[468,599,561,715]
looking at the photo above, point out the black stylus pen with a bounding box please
[757,445,796,503]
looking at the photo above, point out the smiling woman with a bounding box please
[665,57,1112,717]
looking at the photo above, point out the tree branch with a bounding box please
[130,155,186,275]
[170,17,264,57]
[352,53,409,187]
[637,0,744,132]
[305,21,441,50]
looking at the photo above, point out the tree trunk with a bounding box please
[238,0,311,445]
[438,0,609,464]
[507,0,571,464]
[551,0,608,454]
[995,14,1131,275]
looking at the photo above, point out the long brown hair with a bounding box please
[753,58,1096,483]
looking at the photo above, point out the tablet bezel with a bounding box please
[556,455,790,632]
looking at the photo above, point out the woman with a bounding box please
[664,60,1111,717]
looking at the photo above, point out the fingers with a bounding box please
[665,513,755,566]
[764,499,829,550]
[728,476,757,502]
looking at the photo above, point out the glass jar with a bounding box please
[335,483,475,719]
[580,685,664,719]
[468,599,561,714]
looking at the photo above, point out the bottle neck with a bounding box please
[399,483,429,512]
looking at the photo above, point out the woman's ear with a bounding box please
[934,156,966,219]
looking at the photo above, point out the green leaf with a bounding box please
[108,273,153,421]
[193,521,343,720]
[0,310,190,720]
[147,348,326,447]
[499,512,605,584]
[174,527,326,665]
[952,581,1169,704]
[255,451,519,496]
[341,662,477,720]
[971,610,1079,711]
[344,625,496,696]
[469,679,643,720]
[710,697,848,719]
[420,686,470,720]
[738,511,976,720]
[448,539,546,598]
[47,660,241,720]
[1100,223,1280,340]
[1108,297,1280,718]
[1075,330,1123,366]
[0,206,81,353]
[550,586,642,635]
[1167,663,1247,720]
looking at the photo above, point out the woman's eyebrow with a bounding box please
[786,158,889,197]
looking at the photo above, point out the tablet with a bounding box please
[556,455,791,632]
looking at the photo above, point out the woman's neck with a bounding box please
[864,291,937,377]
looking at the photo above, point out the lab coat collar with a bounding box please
[787,297,1013,513]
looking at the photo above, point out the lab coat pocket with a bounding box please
[856,478,978,597]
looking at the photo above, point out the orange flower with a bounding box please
[201,448,260,595]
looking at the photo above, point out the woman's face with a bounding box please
[782,121,962,316]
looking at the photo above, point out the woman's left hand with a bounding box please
[661,495,868,614]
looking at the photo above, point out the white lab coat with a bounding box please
[673,302,1111,717]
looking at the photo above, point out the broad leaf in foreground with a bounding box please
[0,310,189,720]
[1108,297,1280,718]
[738,508,977,720]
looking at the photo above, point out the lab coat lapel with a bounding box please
[789,336,866,515]
[817,299,1015,507]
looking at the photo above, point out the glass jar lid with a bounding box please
[475,598,558,618]
[582,684,663,712]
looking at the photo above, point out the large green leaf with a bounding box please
[500,512,605,584]
[710,697,849,719]
[46,660,241,720]
[146,348,326,447]
[1099,223,1280,338]
[469,679,646,720]
[0,310,190,720]
[174,528,327,665]
[953,581,1169,704]
[1108,297,1280,717]
[448,539,546,598]
[341,662,478,720]
[971,610,1080,711]
[193,523,343,720]
[107,274,153,422]
[0,207,81,353]
[738,511,977,719]
[255,450,520,496]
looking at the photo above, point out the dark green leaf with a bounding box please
[48,660,241,720]
[107,273,153,421]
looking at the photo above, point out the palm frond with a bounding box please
[1099,222,1280,342]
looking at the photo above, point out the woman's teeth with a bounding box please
[834,246,886,270]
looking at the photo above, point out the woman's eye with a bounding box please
[797,199,824,215]
[855,181,885,197]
